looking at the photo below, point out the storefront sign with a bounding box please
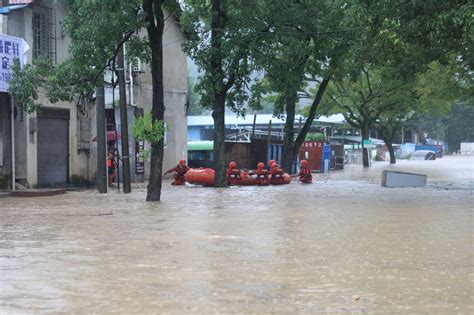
[362,139,374,148]
[135,140,145,174]
[0,34,28,92]
[9,0,34,4]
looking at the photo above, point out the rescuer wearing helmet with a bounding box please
[268,160,276,171]
[298,159,312,183]
[269,161,285,184]
[255,162,269,186]
[226,161,242,185]
[163,159,190,185]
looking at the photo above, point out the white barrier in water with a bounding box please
[381,170,427,188]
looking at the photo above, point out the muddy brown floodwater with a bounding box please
[1,156,473,313]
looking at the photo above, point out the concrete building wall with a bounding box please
[134,11,187,174]
[0,93,10,177]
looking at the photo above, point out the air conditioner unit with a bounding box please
[132,58,141,73]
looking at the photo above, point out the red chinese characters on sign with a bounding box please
[9,0,34,4]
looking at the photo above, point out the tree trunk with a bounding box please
[386,141,396,164]
[281,91,297,173]
[414,124,426,144]
[117,47,131,193]
[361,123,370,167]
[144,0,165,201]
[210,0,227,187]
[213,94,227,187]
[379,127,397,165]
[292,79,330,158]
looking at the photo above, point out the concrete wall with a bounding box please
[134,11,188,174]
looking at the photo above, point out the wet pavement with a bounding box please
[1,156,473,313]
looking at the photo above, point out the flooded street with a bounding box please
[1,156,473,313]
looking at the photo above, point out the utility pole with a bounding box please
[10,96,15,190]
[96,83,107,193]
[117,47,131,193]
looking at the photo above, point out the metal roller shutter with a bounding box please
[37,108,69,186]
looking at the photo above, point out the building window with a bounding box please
[32,5,56,63]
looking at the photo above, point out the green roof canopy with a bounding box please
[187,141,213,151]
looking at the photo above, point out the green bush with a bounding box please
[305,132,324,141]
[132,112,166,144]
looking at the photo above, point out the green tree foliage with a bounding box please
[248,0,370,171]
[8,57,51,113]
[321,59,468,164]
[373,1,473,71]
[181,0,261,186]
[305,133,324,142]
[445,102,474,152]
[292,0,472,166]
[186,76,207,115]
[320,66,412,166]
[132,112,166,143]
[9,0,148,109]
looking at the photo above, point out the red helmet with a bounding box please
[268,160,276,167]
[229,161,237,169]
[257,162,265,169]
[300,159,308,167]
[179,159,186,166]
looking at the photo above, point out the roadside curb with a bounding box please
[10,189,66,197]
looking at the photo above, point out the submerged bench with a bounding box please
[381,170,427,188]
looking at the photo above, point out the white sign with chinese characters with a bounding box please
[0,34,29,92]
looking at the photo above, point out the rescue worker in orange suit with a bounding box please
[268,160,276,171]
[107,148,116,187]
[163,159,190,185]
[255,162,269,186]
[269,161,285,184]
[298,159,313,183]
[226,161,241,185]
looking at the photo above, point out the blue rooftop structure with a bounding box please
[187,113,345,141]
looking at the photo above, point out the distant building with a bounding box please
[187,114,346,142]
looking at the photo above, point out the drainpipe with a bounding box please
[129,58,134,106]
[117,47,131,193]
[124,44,134,106]
[10,96,15,190]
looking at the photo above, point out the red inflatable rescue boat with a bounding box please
[240,172,258,186]
[185,168,215,186]
[185,168,291,186]
[269,173,292,185]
